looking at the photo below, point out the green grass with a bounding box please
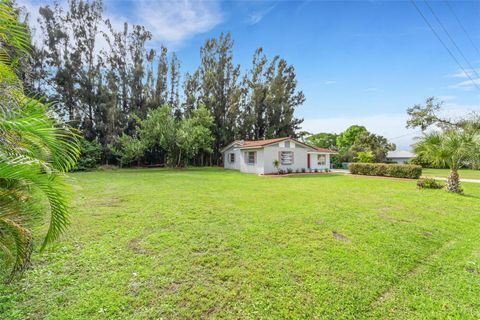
[1,168,480,319]
[422,168,480,180]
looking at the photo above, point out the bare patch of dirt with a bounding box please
[192,248,207,254]
[165,282,180,293]
[379,214,411,223]
[94,197,123,207]
[332,231,349,241]
[465,267,479,275]
[126,272,141,296]
[127,237,152,255]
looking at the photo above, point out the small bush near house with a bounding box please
[325,168,330,173]
[314,169,318,173]
[278,169,286,175]
[417,178,443,189]
[349,163,422,179]
[287,168,293,174]
[301,168,306,173]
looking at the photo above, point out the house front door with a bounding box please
[307,154,311,169]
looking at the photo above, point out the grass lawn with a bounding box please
[1,168,480,319]
[422,168,480,180]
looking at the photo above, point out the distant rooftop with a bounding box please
[386,150,415,159]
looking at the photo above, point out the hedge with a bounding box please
[348,163,422,179]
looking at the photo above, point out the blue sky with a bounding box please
[21,0,480,149]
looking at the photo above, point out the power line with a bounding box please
[388,131,421,141]
[445,0,480,59]
[410,0,480,90]
[423,0,480,80]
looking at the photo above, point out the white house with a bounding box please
[386,150,415,164]
[221,137,336,174]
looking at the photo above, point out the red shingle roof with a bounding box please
[241,137,290,148]
[313,147,336,153]
[221,137,337,153]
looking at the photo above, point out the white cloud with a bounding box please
[323,80,337,85]
[437,95,456,101]
[19,0,223,49]
[449,78,480,91]
[132,0,223,46]
[446,68,480,79]
[445,68,480,90]
[247,5,276,25]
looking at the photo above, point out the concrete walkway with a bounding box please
[331,169,349,174]
[427,176,480,184]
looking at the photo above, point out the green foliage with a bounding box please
[414,129,479,172]
[139,105,177,159]
[410,154,435,168]
[349,131,396,162]
[407,97,480,131]
[111,134,146,167]
[272,159,280,173]
[336,125,368,149]
[306,132,337,149]
[126,104,214,167]
[354,151,374,163]
[74,139,102,171]
[334,125,395,163]
[348,163,422,179]
[416,178,443,189]
[177,106,214,165]
[0,0,79,276]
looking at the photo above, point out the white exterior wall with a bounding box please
[240,148,264,174]
[223,147,241,170]
[263,141,309,174]
[309,153,331,170]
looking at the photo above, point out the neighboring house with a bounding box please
[386,150,415,164]
[221,137,336,174]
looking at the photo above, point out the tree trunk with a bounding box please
[177,150,182,167]
[445,169,462,193]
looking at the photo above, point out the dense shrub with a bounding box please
[301,168,306,173]
[74,139,102,171]
[278,169,286,175]
[416,178,443,189]
[287,168,293,174]
[348,163,422,179]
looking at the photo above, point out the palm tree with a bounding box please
[1,1,79,276]
[414,128,479,193]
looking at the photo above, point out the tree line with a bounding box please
[305,125,396,166]
[20,0,304,167]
